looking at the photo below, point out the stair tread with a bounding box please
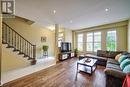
[18,52,24,55]
[2,42,7,44]
[6,46,14,48]
[24,55,29,57]
[2,22,36,65]
[28,57,33,60]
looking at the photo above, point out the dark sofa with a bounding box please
[79,50,127,87]
[79,50,124,66]
[104,58,126,87]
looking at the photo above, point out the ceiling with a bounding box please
[15,0,130,30]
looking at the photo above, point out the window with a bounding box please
[58,37,63,47]
[94,32,101,52]
[87,33,93,51]
[106,30,117,51]
[58,32,64,47]
[77,34,83,51]
[86,32,101,52]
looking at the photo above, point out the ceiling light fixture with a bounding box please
[48,25,55,31]
[53,10,56,14]
[105,8,109,12]
[70,20,73,23]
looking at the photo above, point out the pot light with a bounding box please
[105,8,109,12]
[70,20,73,23]
[47,25,55,31]
[53,10,56,14]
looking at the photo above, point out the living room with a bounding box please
[0,0,130,87]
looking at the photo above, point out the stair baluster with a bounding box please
[2,22,36,65]
[12,30,13,47]
[14,32,16,51]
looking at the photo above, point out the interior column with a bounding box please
[0,12,2,86]
[55,24,59,61]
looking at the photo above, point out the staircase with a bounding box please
[2,22,36,65]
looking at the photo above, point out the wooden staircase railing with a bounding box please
[2,22,36,65]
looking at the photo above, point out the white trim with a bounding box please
[1,57,56,84]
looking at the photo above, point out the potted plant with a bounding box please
[42,45,49,56]
[74,48,78,57]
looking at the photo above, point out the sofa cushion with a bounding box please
[106,51,124,58]
[85,54,107,61]
[107,58,119,65]
[104,68,126,79]
[97,50,107,57]
[120,59,130,70]
[126,54,130,57]
[106,63,121,70]
[118,55,127,64]
[123,64,130,73]
[122,51,129,55]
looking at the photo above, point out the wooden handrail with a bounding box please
[2,22,34,46]
[2,22,36,65]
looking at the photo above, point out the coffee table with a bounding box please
[76,58,97,75]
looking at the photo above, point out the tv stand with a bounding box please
[58,52,75,61]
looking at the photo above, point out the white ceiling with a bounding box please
[15,0,130,30]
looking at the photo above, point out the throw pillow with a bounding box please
[123,64,130,73]
[126,53,130,58]
[115,53,122,61]
[122,52,129,55]
[120,59,130,70]
[118,55,127,64]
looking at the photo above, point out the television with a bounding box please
[61,42,71,52]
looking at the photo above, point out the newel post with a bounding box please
[31,45,36,65]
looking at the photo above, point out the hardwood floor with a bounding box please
[2,58,106,87]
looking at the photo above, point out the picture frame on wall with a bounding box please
[41,36,46,42]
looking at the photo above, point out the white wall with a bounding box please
[64,29,73,50]
[2,45,30,72]
[65,29,72,43]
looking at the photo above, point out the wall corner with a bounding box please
[128,19,130,52]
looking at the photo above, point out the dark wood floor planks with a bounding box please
[2,58,106,87]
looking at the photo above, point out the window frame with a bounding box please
[86,31,101,52]
[86,32,93,52]
[77,33,83,51]
[58,32,64,47]
[93,32,101,52]
[106,30,117,51]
